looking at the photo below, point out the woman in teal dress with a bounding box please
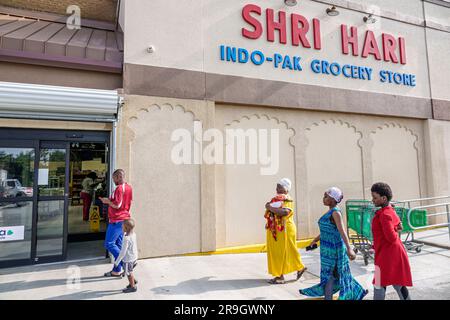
[299,187,368,300]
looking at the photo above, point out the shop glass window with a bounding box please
[38,148,66,196]
[0,148,35,199]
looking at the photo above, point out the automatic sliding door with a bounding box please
[0,141,35,267]
[35,142,69,263]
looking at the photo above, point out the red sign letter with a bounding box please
[266,8,287,44]
[312,18,321,50]
[382,33,398,63]
[291,13,311,48]
[399,37,407,65]
[361,30,381,60]
[242,4,262,39]
[341,24,358,56]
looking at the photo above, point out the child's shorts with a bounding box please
[123,260,137,276]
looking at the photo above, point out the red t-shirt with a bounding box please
[108,183,132,223]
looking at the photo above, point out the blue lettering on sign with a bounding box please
[220,45,303,71]
[293,57,302,71]
[238,48,249,63]
[282,56,293,70]
[379,70,416,87]
[310,59,373,82]
[274,54,283,68]
[342,65,351,78]
[311,59,321,73]
[219,45,416,87]
[251,50,265,65]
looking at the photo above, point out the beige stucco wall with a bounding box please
[125,0,430,99]
[215,115,296,247]
[426,28,450,101]
[215,104,427,244]
[371,124,422,200]
[424,119,450,224]
[116,95,216,258]
[304,120,364,236]
[117,95,450,256]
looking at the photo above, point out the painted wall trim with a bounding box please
[124,63,433,120]
[432,99,450,121]
[183,239,315,256]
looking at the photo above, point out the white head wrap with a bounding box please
[278,178,292,192]
[326,187,344,203]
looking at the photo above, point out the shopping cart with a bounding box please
[346,200,429,265]
[346,200,376,265]
[391,203,427,253]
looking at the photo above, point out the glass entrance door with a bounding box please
[0,140,35,268]
[34,141,69,263]
[0,128,110,268]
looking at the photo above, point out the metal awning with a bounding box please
[0,10,123,73]
[0,81,120,122]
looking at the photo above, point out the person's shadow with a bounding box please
[151,276,272,296]
[44,289,123,300]
[0,275,122,295]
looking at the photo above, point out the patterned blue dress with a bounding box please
[299,207,367,300]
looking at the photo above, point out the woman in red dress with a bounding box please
[371,182,413,300]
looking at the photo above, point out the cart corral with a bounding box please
[345,196,450,265]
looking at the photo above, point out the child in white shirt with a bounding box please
[114,218,138,293]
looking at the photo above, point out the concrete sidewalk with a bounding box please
[0,244,449,300]
[412,228,450,249]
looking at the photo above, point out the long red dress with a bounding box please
[371,205,413,287]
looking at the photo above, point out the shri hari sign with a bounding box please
[219,3,416,87]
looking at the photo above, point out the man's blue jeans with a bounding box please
[104,221,124,273]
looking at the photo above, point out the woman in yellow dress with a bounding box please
[265,178,307,284]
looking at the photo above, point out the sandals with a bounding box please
[104,271,122,278]
[126,280,138,288]
[268,277,285,284]
[296,267,308,280]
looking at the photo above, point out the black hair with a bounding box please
[371,182,393,201]
[87,172,97,180]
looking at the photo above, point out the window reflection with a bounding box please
[0,148,34,199]
[38,149,66,196]
[0,201,33,261]
[36,200,64,257]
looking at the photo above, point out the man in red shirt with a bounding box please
[100,169,133,277]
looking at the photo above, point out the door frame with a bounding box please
[0,128,111,268]
[33,140,70,264]
[0,139,37,268]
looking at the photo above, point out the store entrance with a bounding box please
[0,128,111,268]
[67,142,109,261]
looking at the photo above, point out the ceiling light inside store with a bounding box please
[326,6,340,16]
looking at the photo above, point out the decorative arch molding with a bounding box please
[305,119,363,148]
[370,122,420,151]
[122,102,199,184]
[127,103,197,137]
[225,113,296,147]
[305,119,361,134]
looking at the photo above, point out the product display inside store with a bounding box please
[68,142,108,238]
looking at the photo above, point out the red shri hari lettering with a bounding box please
[240,4,407,65]
[241,4,322,50]
[341,24,407,64]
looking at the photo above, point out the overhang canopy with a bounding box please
[0,8,123,74]
[0,81,120,122]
